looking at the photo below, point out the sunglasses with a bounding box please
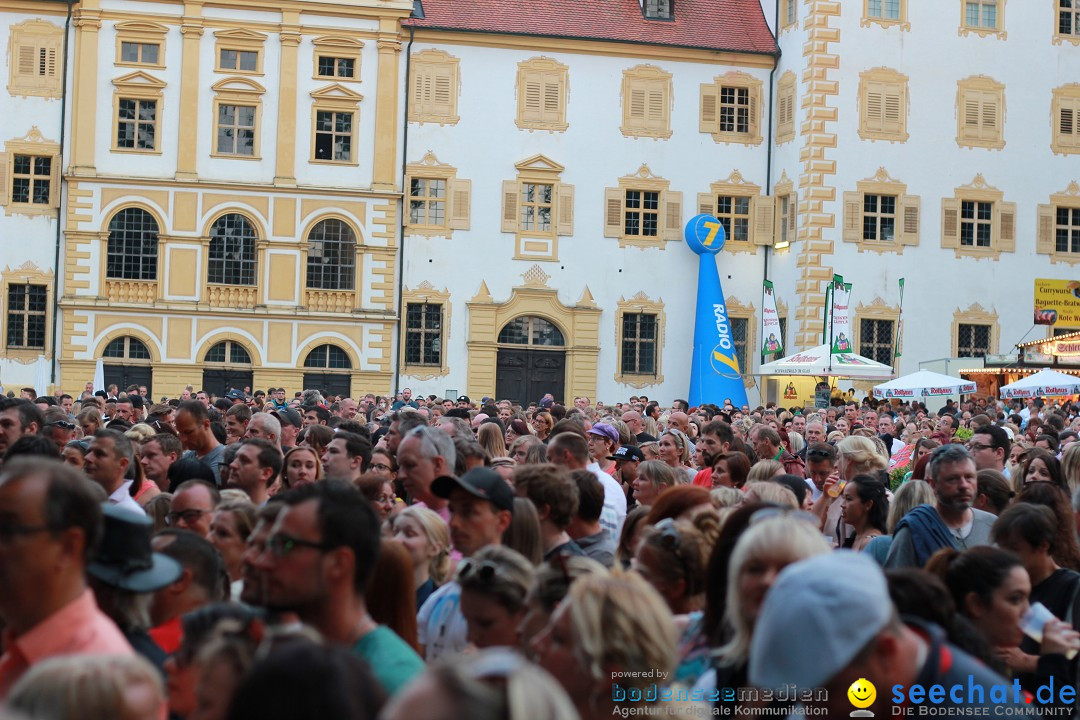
[265,532,332,557]
[458,559,501,582]
[46,420,76,430]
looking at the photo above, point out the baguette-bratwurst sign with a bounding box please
[1034,279,1080,326]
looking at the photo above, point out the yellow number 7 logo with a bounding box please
[702,221,722,247]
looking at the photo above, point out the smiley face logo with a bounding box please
[847,678,876,709]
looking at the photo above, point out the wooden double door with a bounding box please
[495,348,565,406]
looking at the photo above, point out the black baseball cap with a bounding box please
[432,467,514,513]
[608,445,645,462]
[457,395,471,404]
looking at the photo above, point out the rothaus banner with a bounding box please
[761,280,784,357]
[830,275,853,355]
[685,214,749,408]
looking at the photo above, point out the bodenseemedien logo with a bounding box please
[848,678,875,717]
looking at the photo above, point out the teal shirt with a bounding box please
[352,625,424,696]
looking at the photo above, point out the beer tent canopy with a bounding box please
[756,344,894,379]
[998,368,1080,399]
[872,370,976,400]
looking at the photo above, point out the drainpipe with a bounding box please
[50,0,74,389]
[761,0,781,365]
[392,24,415,396]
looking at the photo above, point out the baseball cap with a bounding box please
[432,467,515,513]
[272,407,302,428]
[225,389,246,401]
[457,395,471,405]
[749,552,892,690]
[587,423,619,444]
[608,445,645,462]
[539,398,554,408]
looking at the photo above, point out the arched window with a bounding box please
[103,336,152,360]
[306,219,356,291]
[106,208,158,280]
[204,341,252,365]
[304,344,352,369]
[497,316,565,346]
[208,213,257,285]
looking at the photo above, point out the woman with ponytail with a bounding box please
[392,506,452,609]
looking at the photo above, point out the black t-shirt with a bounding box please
[1018,567,1080,715]
[635,432,658,443]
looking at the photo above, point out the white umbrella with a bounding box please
[93,358,105,393]
[872,369,976,400]
[999,368,1080,399]
[33,355,49,399]
[756,344,895,379]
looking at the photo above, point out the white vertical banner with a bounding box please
[761,280,784,356]
[830,276,853,354]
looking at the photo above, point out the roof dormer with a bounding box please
[642,0,673,21]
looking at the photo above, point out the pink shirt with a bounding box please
[0,588,133,698]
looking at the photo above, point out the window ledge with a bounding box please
[856,240,904,255]
[515,122,570,133]
[618,235,665,250]
[1053,34,1080,46]
[405,224,452,239]
[3,348,47,362]
[723,240,760,256]
[1052,143,1080,156]
[614,373,664,389]
[620,127,673,140]
[953,245,1003,260]
[709,132,763,146]
[310,158,359,167]
[1039,251,1080,265]
[6,204,58,218]
[116,61,166,70]
[111,147,163,155]
[958,26,1006,40]
[956,138,1006,151]
[408,115,460,126]
[861,17,911,30]
[209,152,262,161]
[858,130,910,143]
[400,364,449,381]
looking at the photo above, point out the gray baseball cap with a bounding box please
[749,551,893,690]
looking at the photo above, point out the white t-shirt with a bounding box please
[586,462,627,537]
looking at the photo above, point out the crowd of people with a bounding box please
[1,382,1079,718]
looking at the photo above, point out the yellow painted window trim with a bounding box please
[699,71,764,146]
[614,292,665,388]
[502,155,572,262]
[515,56,569,133]
[858,67,909,143]
[1,262,54,359]
[408,49,461,126]
[861,0,911,30]
[404,152,464,238]
[0,127,61,218]
[1036,181,1080,264]
[854,298,900,372]
[620,64,672,140]
[941,174,1015,259]
[780,0,797,30]
[695,170,765,253]
[210,77,266,160]
[955,75,1006,150]
[399,282,451,380]
[959,0,1007,39]
[725,296,757,387]
[311,36,363,82]
[951,303,1000,357]
[775,72,797,145]
[309,84,363,166]
[114,21,168,69]
[111,71,167,156]
[8,19,63,99]
[773,172,796,250]
[1052,85,1080,156]
[842,168,920,254]
[213,28,267,76]
[604,164,681,250]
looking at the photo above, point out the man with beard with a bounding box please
[692,421,734,487]
[884,445,995,569]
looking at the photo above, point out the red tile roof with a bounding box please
[405,0,777,56]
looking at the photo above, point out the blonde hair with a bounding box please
[718,518,831,663]
[661,429,693,466]
[477,423,509,459]
[282,445,323,489]
[787,431,805,455]
[1062,443,1080,496]
[458,545,535,613]
[710,486,744,509]
[637,460,679,494]
[563,573,677,692]
[887,479,935,534]
[124,423,157,443]
[395,505,452,585]
[837,435,888,476]
[638,441,661,461]
[745,460,783,484]
[743,481,798,508]
[8,654,164,720]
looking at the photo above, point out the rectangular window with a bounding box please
[860,318,895,365]
[862,194,897,242]
[11,155,51,205]
[960,200,994,247]
[116,98,157,150]
[1063,0,1080,36]
[520,183,553,232]
[1058,97,1080,151]
[868,0,901,19]
[624,190,660,238]
[730,317,749,373]
[779,195,791,245]
[408,178,446,227]
[1056,206,1080,253]
[521,72,564,126]
[965,0,998,29]
[317,56,355,79]
[6,283,47,350]
[621,313,657,375]
[216,104,256,156]
[219,48,258,72]
[957,323,991,358]
[313,110,353,162]
[716,195,751,243]
[644,0,672,19]
[404,302,442,366]
[120,41,159,65]
[784,0,797,25]
[718,86,750,134]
